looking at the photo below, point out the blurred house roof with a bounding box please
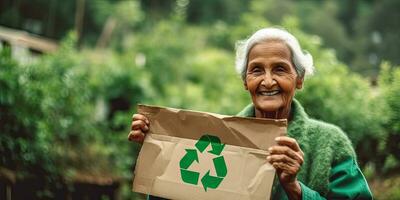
[0,167,16,184]
[0,25,58,53]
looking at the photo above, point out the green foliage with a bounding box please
[379,63,400,133]
[377,63,400,173]
[186,0,249,24]
[368,0,400,66]
[372,175,400,200]
[0,32,143,197]
[1,0,400,198]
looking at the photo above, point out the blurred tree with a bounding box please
[378,63,400,174]
[0,0,76,39]
[350,0,400,78]
[0,0,142,46]
[298,1,353,64]
[367,0,400,67]
[139,0,176,20]
[0,33,144,198]
[186,0,249,24]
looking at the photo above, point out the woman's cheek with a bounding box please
[246,76,261,91]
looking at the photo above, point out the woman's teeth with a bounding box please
[258,90,280,96]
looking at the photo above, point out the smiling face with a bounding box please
[245,40,303,119]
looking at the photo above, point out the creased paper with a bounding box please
[132,104,287,200]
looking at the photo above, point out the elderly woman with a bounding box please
[128,27,373,199]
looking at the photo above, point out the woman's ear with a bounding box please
[296,77,304,89]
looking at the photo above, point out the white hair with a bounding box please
[235,27,314,81]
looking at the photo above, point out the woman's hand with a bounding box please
[268,136,304,200]
[128,114,150,143]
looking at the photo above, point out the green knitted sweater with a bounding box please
[237,99,356,196]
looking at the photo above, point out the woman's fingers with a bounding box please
[131,119,149,132]
[267,136,304,181]
[132,114,150,124]
[275,136,301,152]
[268,137,303,188]
[270,161,299,175]
[274,136,304,159]
[269,145,303,165]
[129,114,150,143]
[267,154,300,168]
[267,154,302,179]
[128,130,145,142]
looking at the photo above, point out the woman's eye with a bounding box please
[251,67,263,74]
[275,66,286,72]
[253,67,261,72]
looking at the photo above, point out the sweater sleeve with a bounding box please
[327,157,373,199]
[299,158,373,200]
[299,182,326,199]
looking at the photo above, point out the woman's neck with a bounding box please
[255,106,292,121]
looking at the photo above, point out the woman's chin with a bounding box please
[255,101,282,112]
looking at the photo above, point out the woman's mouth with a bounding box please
[257,90,280,96]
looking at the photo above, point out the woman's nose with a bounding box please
[262,72,276,88]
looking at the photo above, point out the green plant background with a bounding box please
[1,0,400,199]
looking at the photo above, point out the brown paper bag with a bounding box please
[132,105,287,200]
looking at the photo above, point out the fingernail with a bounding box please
[268,147,272,151]
[275,137,280,141]
[267,156,271,161]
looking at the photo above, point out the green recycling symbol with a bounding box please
[179,134,227,191]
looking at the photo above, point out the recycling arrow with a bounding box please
[179,134,228,191]
[213,156,227,177]
[179,149,199,185]
[195,134,226,155]
[201,170,224,191]
[180,169,200,185]
[180,149,198,169]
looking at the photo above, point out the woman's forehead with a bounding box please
[249,40,292,60]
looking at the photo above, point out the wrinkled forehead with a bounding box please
[248,39,293,61]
